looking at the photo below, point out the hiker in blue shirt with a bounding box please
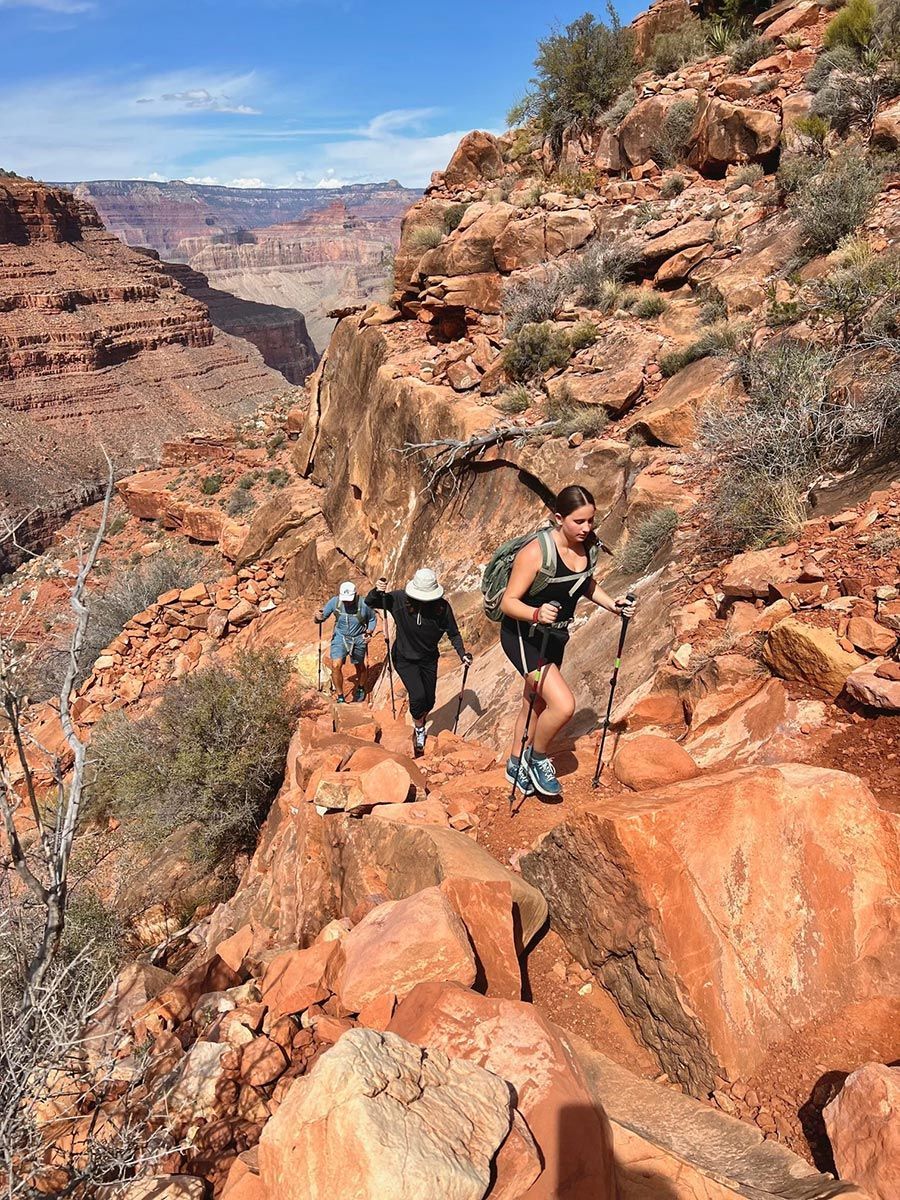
[314,582,377,703]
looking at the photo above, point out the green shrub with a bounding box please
[61,890,125,978]
[728,163,765,189]
[266,431,286,457]
[236,472,259,491]
[546,385,610,438]
[810,65,895,132]
[495,384,532,414]
[106,512,128,538]
[660,322,745,376]
[660,172,687,198]
[729,35,776,72]
[267,467,290,487]
[876,0,900,52]
[598,88,636,128]
[631,292,669,318]
[503,270,564,335]
[793,114,831,144]
[617,509,679,573]
[201,473,223,496]
[652,18,708,75]
[502,322,572,380]
[443,203,468,233]
[705,17,734,55]
[562,234,642,305]
[508,7,636,153]
[90,650,299,865]
[699,339,900,547]
[823,0,876,48]
[569,318,600,350]
[651,99,698,167]
[791,152,880,255]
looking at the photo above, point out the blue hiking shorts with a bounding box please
[330,635,366,665]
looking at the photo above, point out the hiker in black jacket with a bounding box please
[366,568,472,757]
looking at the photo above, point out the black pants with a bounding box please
[393,652,438,721]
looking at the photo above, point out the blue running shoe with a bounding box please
[505,754,534,795]
[526,751,562,798]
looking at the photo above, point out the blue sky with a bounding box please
[0,0,642,187]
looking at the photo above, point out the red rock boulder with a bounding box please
[824,1063,900,1200]
[613,733,700,791]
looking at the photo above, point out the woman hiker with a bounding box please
[366,568,472,757]
[499,484,637,800]
[314,581,377,703]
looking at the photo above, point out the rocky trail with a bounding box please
[3,0,900,1194]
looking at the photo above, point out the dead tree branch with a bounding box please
[398,421,559,498]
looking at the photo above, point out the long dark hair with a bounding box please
[554,484,595,517]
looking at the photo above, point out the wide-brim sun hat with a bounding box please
[405,568,444,601]
[339,581,357,601]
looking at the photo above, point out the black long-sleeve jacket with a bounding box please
[365,587,466,662]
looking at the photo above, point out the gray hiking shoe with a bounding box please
[526,752,562,798]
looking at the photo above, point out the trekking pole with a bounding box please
[382,609,397,720]
[591,592,637,788]
[316,612,323,693]
[452,660,470,736]
[509,623,552,814]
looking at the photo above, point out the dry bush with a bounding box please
[598,88,636,128]
[791,152,880,255]
[503,270,564,335]
[651,99,698,167]
[495,384,532,414]
[660,172,687,198]
[546,386,610,439]
[562,235,642,305]
[617,508,679,574]
[89,649,299,866]
[652,18,708,74]
[729,35,776,72]
[698,339,900,547]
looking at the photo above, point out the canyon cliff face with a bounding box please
[0,179,293,570]
[60,180,420,350]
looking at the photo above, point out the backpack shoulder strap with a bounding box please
[531,528,558,596]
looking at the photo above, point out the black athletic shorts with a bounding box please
[500,618,568,679]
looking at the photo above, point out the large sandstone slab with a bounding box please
[521,764,900,1093]
[763,616,864,696]
[389,982,617,1200]
[689,95,781,173]
[258,1028,513,1200]
[824,1063,900,1200]
[629,355,738,447]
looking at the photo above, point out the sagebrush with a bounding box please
[618,509,679,574]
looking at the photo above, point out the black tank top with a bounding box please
[520,542,591,622]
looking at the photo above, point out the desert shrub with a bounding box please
[706,17,734,55]
[876,0,900,51]
[698,290,727,324]
[729,35,776,72]
[617,508,679,573]
[660,172,687,198]
[106,512,128,538]
[266,431,286,457]
[598,88,636,128]
[503,322,572,380]
[699,339,900,546]
[551,168,598,197]
[824,0,876,48]
[515,180,544,208]
[792,114,831,144]
[90,650,298,865]
[410,225,443,252]
[806,45,860,90]
[651,99,698,167]
[631,292,669,318]
[569,318,601,350]
[495,384,532,414]
[811,65,894,130]
[808,250,900,341]
[782,31,807,50]
[546,385,610,438]
[728,163,765,189]
[508,7,636,153]
[869,526,900,554]
[653,18,708,75]
[776,147,823,193]
[266,467,290,487]
[660,321,744,376]
[562,234,641,305]
[503,270,564,334]
[236,471,259,490]
[791,151,880,255]
[227,488,256,516]
[443,203,468,233]
[78,546,210,683]
[200,473,223,496]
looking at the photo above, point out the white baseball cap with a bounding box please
[339,581,357,601]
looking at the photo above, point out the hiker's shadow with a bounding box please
[556,1105,683,1199]
[551,706,623,779]
[429,689,484,735]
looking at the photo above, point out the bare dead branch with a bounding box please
[398,421,559,498]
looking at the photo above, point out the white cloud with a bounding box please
[0,67,480,188]
[0,0,94,11]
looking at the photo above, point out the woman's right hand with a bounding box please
[376,576,388,591]
[536,602,560,625]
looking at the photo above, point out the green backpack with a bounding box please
[481,525,601,622]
